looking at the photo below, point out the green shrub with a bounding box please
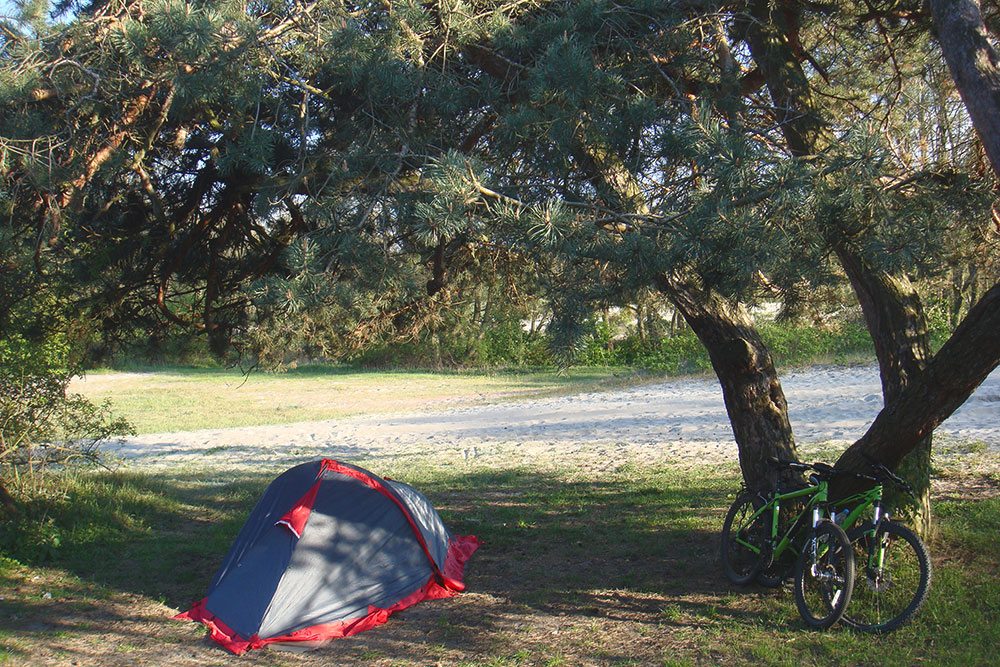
[0,514,64,562]
[759,321,873,365]
[217,310,878,373]
[0,344,134,515]
[578,331,712,373]
[569,319,874,372]
[475,320,532,366]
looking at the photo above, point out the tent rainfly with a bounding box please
[176,459,480,654]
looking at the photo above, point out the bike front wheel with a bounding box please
[843,520,932,633]
[720,491,770,585]
[793,520,855,629]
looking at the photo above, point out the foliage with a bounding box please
[3,0,999,503]
[758,320,874,365]
[573,318,875,372]
[0,364,134,504]
[350,316,551,369]
[334,310,878,373]
[1,0,992,362]
[1,203,133,511]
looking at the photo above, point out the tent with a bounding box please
[176,459,480,654]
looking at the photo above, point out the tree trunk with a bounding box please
[0,480,17,518]
[568,130,802,490]
[655,273,798,488]
[743,0,830,157]
[635,303,645,342]
[930,0,1000,179]
[823,0,1000,533]
[670,309,681,336]
[828,244,936,534]
[744,0,941,531]
[831,243,935,534]
[835,281,1000,479]
[949,264,963,327]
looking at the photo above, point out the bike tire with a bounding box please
[842,520,931,633]
[720,491,770,585]
[757,558,794,588]
[793,520,854,629]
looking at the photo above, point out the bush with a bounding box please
[575,330,712,373]
[0,514,64,562]
[759,320,874,365]
[0,347,134,516]
[570,319,875,372]
[469,320,532,367]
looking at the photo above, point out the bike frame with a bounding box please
[833,485,883,530]
[832,484,891,571]
[735,479,833,562]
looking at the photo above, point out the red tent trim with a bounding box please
[274,479,321,538]
[175,534,481,654]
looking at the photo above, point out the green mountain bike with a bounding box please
[828,457,932,633]
[721,459,855,629]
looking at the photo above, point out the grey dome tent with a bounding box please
[176,459,480,654]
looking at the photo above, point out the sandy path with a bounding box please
[101,363,1000,471]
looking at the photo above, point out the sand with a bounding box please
[100,363,1000,472]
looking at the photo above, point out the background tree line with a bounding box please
[2,0,999,531]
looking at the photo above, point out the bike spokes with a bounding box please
[843,521,931,633]
[794,521,855,629]
[721,491,769,585]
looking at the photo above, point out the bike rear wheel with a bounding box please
[794,520,854,629]
[843,521,931,633]
[720,491,770,585]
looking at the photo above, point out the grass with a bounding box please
[2,456,999,665]
[71,365,662,434]
[2,367,999,665]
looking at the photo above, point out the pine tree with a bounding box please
[3,1,1000,521]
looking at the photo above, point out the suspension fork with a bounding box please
[808,506,824,576]
[806,482,843,582]
[868,501,889,572]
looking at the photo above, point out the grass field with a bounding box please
[2,368,999,666]
[71,365,657,434]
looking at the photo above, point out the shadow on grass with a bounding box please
[5,463,999,666]
[0,463,772,664]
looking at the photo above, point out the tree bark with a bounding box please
[930,0,1000,179]
[743,0,830,156]
[655,273,799,488]
[835,281,1000,476]
[747,0,956,535]
[744,0,940,530]
[831,242,934,534]
[825,0,1000,530]
[0,480,17,518]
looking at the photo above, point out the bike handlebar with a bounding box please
[861,452,914,493]
[767,458,838,481]
[768,458,812,471]
[767,456,913,492]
